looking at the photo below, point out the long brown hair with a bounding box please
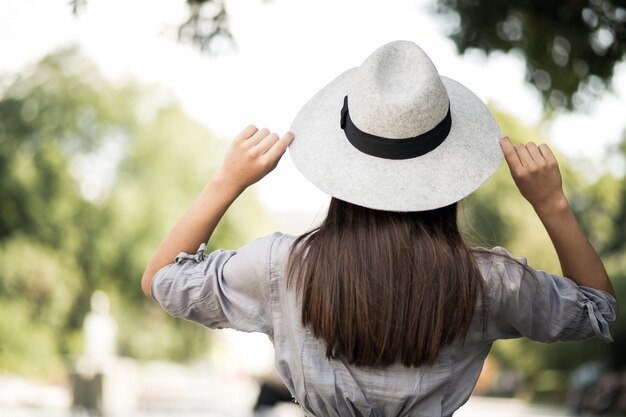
[287,198,485,367]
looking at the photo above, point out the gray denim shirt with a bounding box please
[151,232,617,417]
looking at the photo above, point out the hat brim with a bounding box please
[289,68,502,211]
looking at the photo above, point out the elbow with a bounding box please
[609,288,619,321]
[141,271,154,299]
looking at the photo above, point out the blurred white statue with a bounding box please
[73,290,137,415]
[83,290,117,363]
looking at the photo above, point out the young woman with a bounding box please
[141,41,617,416]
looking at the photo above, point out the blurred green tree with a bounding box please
[595,134,626,370]
[434,0,626,110]
[0,46,265,376]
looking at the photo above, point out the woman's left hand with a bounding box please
[499,136,566,216]
[214,125,295,193]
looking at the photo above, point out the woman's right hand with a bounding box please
[499,136,568,216]
[213,125,294,193]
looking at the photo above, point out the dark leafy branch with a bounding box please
[434,0,626,110]
[68,0,87,16]
[68,0,235,53]
[178,0,235,53]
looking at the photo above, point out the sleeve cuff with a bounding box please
[150,244,208,302]
[579,286,617,343]
[174,243,207,264]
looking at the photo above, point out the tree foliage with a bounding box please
[0,46,264,376]
[67,0,625,110]
[434,0,626,110]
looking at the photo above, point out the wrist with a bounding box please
[533,194,570,218]
[205,173,245,199]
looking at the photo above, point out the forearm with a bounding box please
[535,196,615,298]
[141,176,242,297]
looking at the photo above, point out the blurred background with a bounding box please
[0,0,625,416]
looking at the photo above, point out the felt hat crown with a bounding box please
[347,42,449,140]
[289,40,502,211]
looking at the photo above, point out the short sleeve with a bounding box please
[482,247,617,343]
[151,232,282,336]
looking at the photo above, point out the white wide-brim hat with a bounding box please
[289,40,502,212]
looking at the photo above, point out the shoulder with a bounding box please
[266,231,298,252]
[472,245,521,262]
[235,231,296,258]
[261,232,297,264]
[470,246,540,308]
[471,246,528,281]
[239,232,298,278]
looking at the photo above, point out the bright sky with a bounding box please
[1,0,625,216]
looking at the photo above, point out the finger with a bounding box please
[254,132,280,154]
[234,124,258,142]
[538,143,557,164]
[500,136,522,170]
[264,131,295,163]
[514,143,537,169]
[526,142,545,164]
[246,127,270,146]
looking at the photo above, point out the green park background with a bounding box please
[1,0,625,407]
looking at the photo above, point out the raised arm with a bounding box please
[499,136,616,299]
[141,125,294,298]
